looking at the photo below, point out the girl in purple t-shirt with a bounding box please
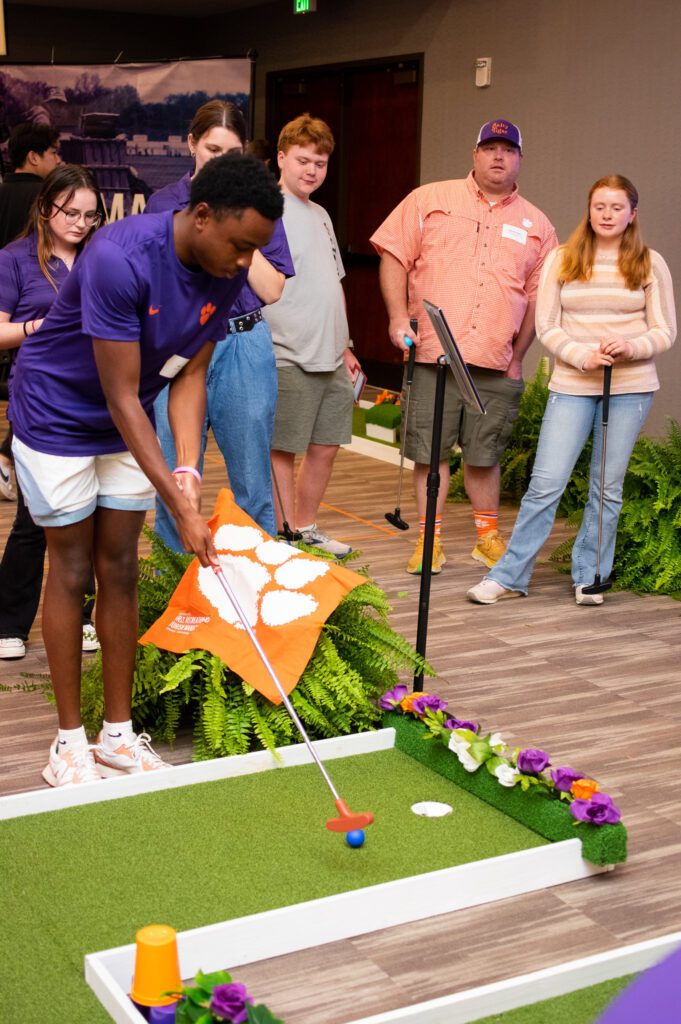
[0,164,105,668]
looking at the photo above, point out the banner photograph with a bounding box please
[0,58,251,217]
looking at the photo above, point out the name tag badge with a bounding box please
[159,354,190,379]
[501,223,528,245]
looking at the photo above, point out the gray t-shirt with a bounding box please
[263,192,350,371]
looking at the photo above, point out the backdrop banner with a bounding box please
[0,58,251,216]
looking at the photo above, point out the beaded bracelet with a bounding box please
[172,466,202,484]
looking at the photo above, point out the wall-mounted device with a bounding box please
[475,57,492,88]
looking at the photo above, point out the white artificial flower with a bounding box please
[489,732,507,754]
[448,731,480,772]
[494,763,520,788]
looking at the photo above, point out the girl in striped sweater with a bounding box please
[467,174,676,606]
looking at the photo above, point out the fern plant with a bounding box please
[79,529,435,757]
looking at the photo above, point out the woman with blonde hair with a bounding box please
[467,174,676,606]
[0,164,105,660]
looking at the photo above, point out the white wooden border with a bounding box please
[342,434,414,469]
[86,929,681,1024]
[0,728,395,821]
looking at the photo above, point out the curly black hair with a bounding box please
[189,152,283,222]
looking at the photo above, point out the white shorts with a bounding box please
[12,436,156,528]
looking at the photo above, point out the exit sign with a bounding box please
[294,0,317,12]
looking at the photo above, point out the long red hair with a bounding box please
[559,175,650,290]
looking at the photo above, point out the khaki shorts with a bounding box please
[273,363,354,453]
[404,363,524,466]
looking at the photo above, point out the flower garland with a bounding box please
[380,686,621,826]
[170,969,284,1023]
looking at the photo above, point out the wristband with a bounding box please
[172,466,202,484]
[22,322,28,337]
[32,321,38,335]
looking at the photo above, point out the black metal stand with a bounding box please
[413,355,450,690]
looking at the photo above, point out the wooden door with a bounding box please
[267,56,421,390]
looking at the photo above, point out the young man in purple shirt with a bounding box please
[146,167,294,543]
[10,153,283,787]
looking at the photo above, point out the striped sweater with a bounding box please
[535,246,676,395]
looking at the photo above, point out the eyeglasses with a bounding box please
[52,202,102,228]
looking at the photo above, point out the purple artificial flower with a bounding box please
[517,748,551,775]
[412,694,448,716]
[210,982,253,1023]
[379,684,409,710]
[570,793,621,826]
[551,766,585,792]
[444,716,479,734]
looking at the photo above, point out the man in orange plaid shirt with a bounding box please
[371,119,557,575]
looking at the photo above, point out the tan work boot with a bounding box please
[407,534,447,575]
[471,529,507,568]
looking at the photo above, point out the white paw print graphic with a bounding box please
[197,525,330,629]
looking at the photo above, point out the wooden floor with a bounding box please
[1,436,680,1023]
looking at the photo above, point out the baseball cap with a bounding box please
[476,119,522,152]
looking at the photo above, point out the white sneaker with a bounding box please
[299,524,352,558]
[467,579,523,605]
[94,730,171,776]
[0,463,15,501]
[82,623,100,652]
[42,739,102,787]
[575,585,604,606]
[0,637,26,659]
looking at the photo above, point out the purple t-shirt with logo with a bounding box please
[11,211,247,456]
[0,232,70,390]
[145,172,294,316]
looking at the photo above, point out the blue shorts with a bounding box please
[12,436,155,527]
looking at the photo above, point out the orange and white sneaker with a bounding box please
[94,731,171,776]
[42,738,102,787]
[471,530,507,569]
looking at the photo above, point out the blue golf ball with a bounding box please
[346,829,365,848]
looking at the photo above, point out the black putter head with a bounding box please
[385,509,410,531]
[277,523,303,542]
[581,577,612,595]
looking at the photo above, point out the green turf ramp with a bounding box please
[386,712,627,866]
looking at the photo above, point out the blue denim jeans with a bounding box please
[488,389,653,594]
[153,318,277,550]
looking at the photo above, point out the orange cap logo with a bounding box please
[200,302,217,326]
[491,121,510,135]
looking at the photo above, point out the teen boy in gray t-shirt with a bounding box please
[265,114,361,557]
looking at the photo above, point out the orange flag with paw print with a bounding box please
[140,489,365,703]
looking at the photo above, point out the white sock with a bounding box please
[56,726,88,750]
[102,720,134,748]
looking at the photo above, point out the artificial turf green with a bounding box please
[470,973,635,1023]
[388,713,628,866]
[1,748,545,1023]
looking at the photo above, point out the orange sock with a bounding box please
[419,517,442,538]
[473,510,498,538]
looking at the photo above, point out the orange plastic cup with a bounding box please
[130,924,182,1008]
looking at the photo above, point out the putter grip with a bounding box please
[602,364,612,422]
[406,317,418,385]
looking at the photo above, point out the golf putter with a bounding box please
[270,460,302,542]
[582,364,613,595]
[212,563,374,832]
[385,317,418,530]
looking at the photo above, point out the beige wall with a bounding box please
[202,0,681,435]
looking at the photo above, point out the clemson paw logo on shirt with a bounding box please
[199,302,217,326]
[197,525,330,628]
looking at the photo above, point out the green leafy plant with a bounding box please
[79,530,434,755]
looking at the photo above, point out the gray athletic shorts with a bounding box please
[404,363,524,466]
[272,363,353,453]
